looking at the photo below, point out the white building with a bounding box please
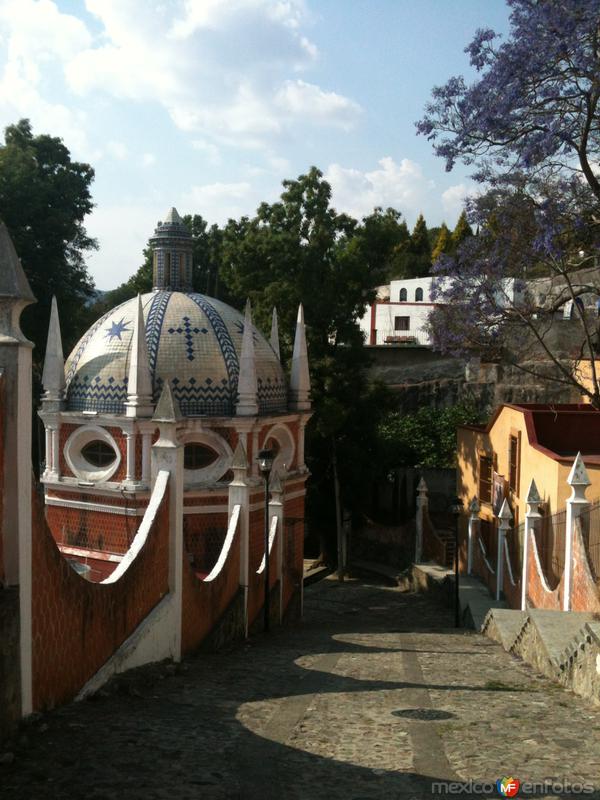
[359,276,525,347]
[359,277,438,346]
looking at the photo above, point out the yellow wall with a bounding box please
[456,406,600,525]
[573,359,600,403]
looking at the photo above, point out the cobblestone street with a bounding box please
[3,577,600,799]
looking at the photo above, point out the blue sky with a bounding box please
[0,0,511,289]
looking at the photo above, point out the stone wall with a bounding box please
[368,347,580,415]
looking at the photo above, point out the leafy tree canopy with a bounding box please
[377,402,483,470]
[418,1,600,406]
[431,223,452,262]
[451,211,473,249]
[218,168,397,529]
[0,119,96,366]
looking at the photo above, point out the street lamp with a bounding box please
[450,495,463,628]
[257,448,274,632]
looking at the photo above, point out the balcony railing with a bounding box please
[369,328,431,347]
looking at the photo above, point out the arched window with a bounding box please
[184,443,218,471]
[399,288,407,301]
[415,287,424,302]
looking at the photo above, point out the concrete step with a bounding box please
[514,610,597,671]
[411,563,506,630]
[481,608,528,651]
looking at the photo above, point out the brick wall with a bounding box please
[31,481,170,710]
[180,512,241,654]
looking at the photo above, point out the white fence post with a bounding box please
[467,498,479,575]
[228,440,251,636]
[151,385,184,662]
[497,499,512,602]
[522,478,542,611]
[415,477,428,563]
[564,452,590,611]
[268,471,284,623]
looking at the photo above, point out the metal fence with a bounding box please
[480,519,496,560]
[506,521,523,575]
[578,501,600,583]
[533,508,567,590]
[371,328,431,347]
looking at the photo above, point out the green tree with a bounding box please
[451,210,473,251]
[0,119,96,364]
[377,401,482,470]
[394,213,432,278]
[219,167,394,546]
[431,222,452,262]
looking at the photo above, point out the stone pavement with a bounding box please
[3,577,600,799]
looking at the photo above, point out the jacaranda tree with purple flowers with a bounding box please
[417,0,600,406]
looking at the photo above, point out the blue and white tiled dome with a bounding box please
[65,291,287,416]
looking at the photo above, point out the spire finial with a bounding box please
[153,381,180,423]
[125,295,154,417]
[568,452,591,487]
[236,299,259,416]
[270,306,280,361]
[41,296,65,408]
[0,219,35,342]
[289,302,310,411]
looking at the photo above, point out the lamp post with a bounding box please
[450,496,463,628]
[257,448,274,632]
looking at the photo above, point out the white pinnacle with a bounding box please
[125,295,154,418]
[289,303,311,411]
[236,299,259,416]
[42,295,66,404]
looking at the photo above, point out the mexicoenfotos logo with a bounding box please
[496,777,520,797]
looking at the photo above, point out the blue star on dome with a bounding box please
[105,318,130,341]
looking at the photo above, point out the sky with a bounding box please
[0,0,511,290]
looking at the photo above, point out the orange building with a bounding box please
[457,404,600,533]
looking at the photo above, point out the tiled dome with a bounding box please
[65,291,287,416]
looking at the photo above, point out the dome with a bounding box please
[65,291,287,416]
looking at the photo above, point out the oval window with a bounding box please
[184,443,218,471]
[81,440,117,468]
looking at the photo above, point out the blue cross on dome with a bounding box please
[105,318,130,341]
[167,316,208,361]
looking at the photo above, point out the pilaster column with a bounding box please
[228,441,251,636]
[522,479,542,611]
[0,219,36,716]
[141,432,152,485]
[269,471,284,623]
[297,417,307,472]
[151,385,183,661]
[125,431,136,484]
[467,498,479,575]
[564,452,590,611]
[415,477,428,563]
[497,499,512,602]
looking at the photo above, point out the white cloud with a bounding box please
[0,0,92,153]
[276,80,361,130]
[141,152,156,167]
[191,139,221,165]
[182,181,255,224]
[106,140,128,160]
[441,183,478,219]
[57,0,357,149]
[326,157,435,222]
